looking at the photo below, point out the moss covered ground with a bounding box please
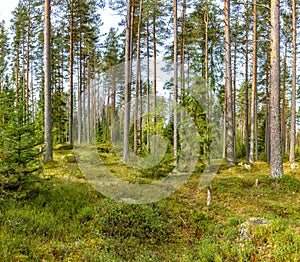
[0,144,299,261]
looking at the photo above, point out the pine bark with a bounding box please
[282,42,288,154]
[249,0,257,164]
[244,0,249,161]
[225,0,235,166]
[181,0,186,100]
[134,0,143,156]
[270,0,283,178]
[69,0,74,146]
[77,24,83,144]
[265,55,270,162]
[87,54,91,143]
[146,10,150,152]
[26,3,31,117]
[173,0,178,166]
[153,1,157,152]
[44,0,53,161]
[111,65,116,143]
[123,0,132,162]
[290,0,297,163]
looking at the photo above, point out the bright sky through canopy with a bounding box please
[0,0,120,33]
[0,0,19,25]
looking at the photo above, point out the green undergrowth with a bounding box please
[0,144,300,261]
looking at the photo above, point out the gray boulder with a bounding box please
[240,217,271,241]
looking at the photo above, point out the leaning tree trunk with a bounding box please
[270,0,283,178]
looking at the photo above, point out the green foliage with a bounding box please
[0,90,42,188]
[94,199,170,243]
[0,148,300,261]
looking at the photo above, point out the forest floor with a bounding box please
[0,143,300,261]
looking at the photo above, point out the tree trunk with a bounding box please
[93,49,97,137]
[281,42,287,155]
[78,25,83,144]
[111,64,116,143]
[233,41,237,159]
[44,0,53,161]
[15,47,19,103]
[87,54,91,143]
[249,0,257,164]
[225,0,235,166]
[173,0,178,166]
[265,55,270,162]
[244,0,249,161]
[134,0,143,156]
[69,0,74,146]
[123,0,132,162]
[83,57,87,143]
[181,0,186,101]
[153,1,157,152]
[146,10,150,152]
[26,3,31,117]
[290,0,297,163]
[270,0,283,178]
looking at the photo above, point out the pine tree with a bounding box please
[0,92,42,187]
[44,0,53,161]
[289,0,297,164]
[269,0,283,178]
[225,0,235,166]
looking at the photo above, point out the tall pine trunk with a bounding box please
[244,0,249,161]
[111,64,116,143]
[134,0,143,156]
[153,1,157,152]
[265,55,270,162]
[78,25,83,144]
[146,9,150,151]
[87,53,91,143]
[173,0,178,166]
[225,0,235,166]
[26,3,31,117]
[270,0,283,178]
[123,0,132,162]
[282,42,288,155]
[44,0,53,161]
[180,0,186,101]
[69,0,74,146]
[290,0,297,163]
[249,0,257,164]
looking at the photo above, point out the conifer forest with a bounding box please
[0,0,300,261]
